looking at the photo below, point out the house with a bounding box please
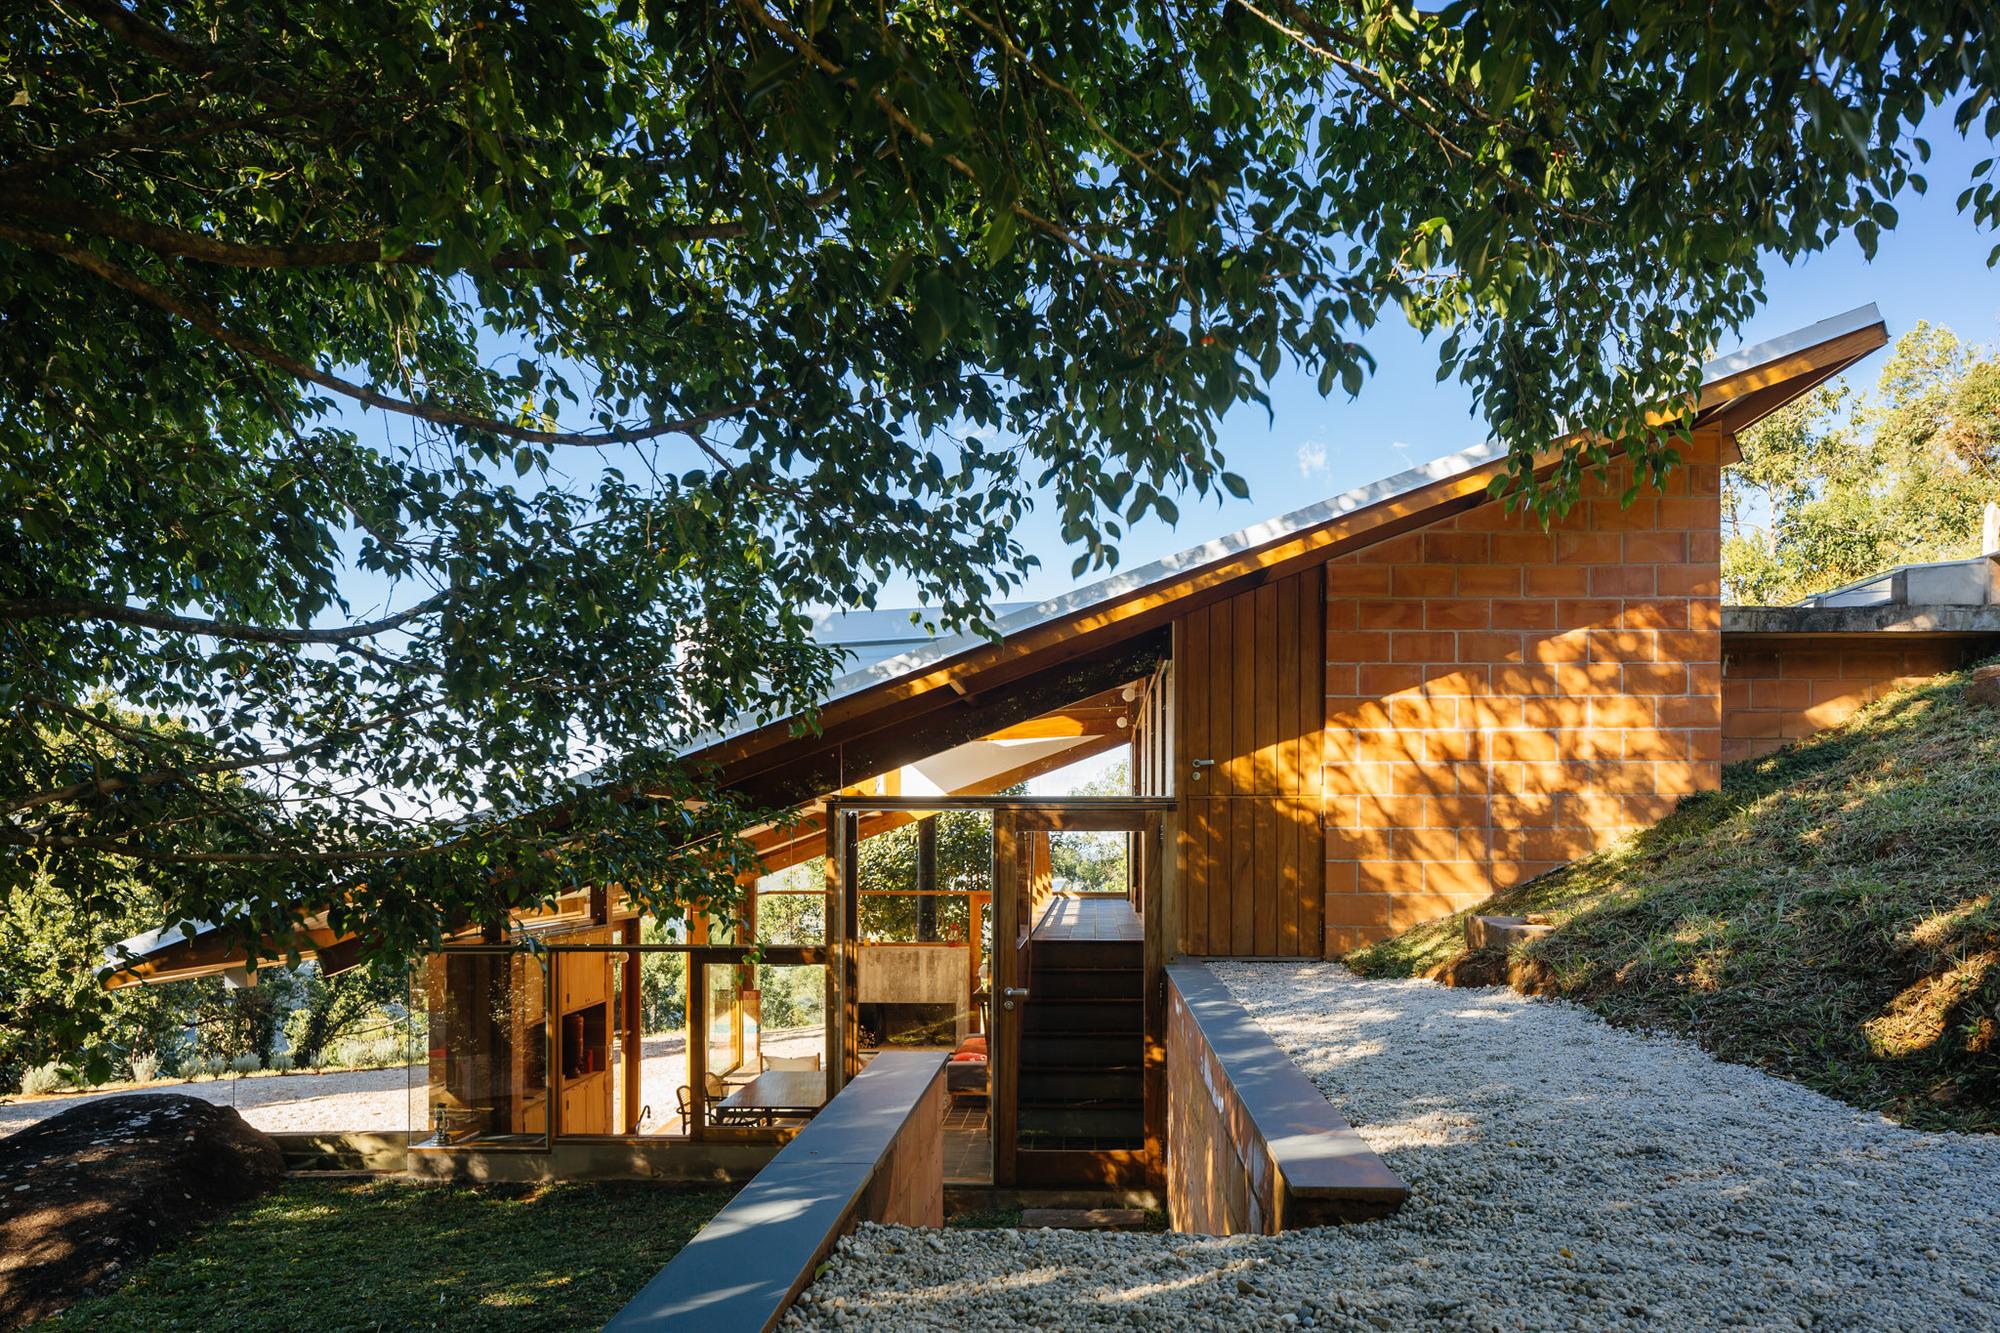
[101,303,2000,1192]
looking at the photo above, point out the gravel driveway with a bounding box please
[0,1026,823,1139]
[790,962,2000,1331]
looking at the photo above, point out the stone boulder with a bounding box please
[1966,663,2000,710]
[0,1093,284,1329]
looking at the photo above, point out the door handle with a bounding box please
[1001,986,1029,1011]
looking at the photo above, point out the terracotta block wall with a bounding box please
[1720,636,1988,763]
[1320,438,1727,954]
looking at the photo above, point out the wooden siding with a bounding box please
[1174,566,1325,956]
[1128,663,1174,914]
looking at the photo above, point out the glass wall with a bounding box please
[414,947,548,1147]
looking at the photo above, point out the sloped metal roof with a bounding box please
[781,304,1886,726]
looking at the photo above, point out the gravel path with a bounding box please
[0,1064,420,1137]
[790,963,2000,1331]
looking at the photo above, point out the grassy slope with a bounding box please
[1347,659,2000,1133]
[41,1179,733,1331]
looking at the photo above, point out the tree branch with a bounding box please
[0,589,452,642]
[0,827,454,864]
[734,0,1144,270]
[2,704,428,818]
[0,221,775,447]
[67,0,221,75]
[3,190,832,270]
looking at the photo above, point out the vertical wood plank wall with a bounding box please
[1129,663,1174,915]
[1174,566,1326,957]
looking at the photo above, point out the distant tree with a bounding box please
[854,810,994,941]
[6,2,2000,986]
[282,961,409,1068]
[0,704,276,1084]
[1048,761,1132,894]
[1724,323,2000,604]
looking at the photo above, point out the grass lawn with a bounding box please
[41,1178,733,1332]
[1347,659,2000,1133]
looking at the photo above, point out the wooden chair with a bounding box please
[705,1072,752,1126]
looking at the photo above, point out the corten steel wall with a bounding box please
[1720,635,1991,763]
[1320,436,1728,954]
[1164,965,1405,1231]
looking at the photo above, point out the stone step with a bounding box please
[1464,913,1556,952]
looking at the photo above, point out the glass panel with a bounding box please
[420,951,548,1146]
[715,960,827,1130]
[751,962,825,1069]
[754,861,825,945]
[579,945,689,1138]
[857,892,971,942]
[706,961,742,1078]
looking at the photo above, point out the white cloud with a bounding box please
[1296,440,1329,476]
[1391,439,1411,450]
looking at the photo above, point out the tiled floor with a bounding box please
[943,1098,990,1182]
[1032,893,1143,942]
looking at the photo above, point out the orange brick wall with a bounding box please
[1720,636,1986,763]
[1320,440,1726,954]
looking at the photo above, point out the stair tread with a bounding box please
[1030,964,1143,972]
[1019,1062,1141,1072]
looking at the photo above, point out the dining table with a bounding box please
[713,1069,829,1126]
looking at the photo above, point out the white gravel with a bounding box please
[789,962,2000,1331]
[0,1063,422,1137]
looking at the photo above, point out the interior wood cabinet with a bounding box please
[553,933,616,1137]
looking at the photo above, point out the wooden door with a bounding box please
[1175,566,1326,957]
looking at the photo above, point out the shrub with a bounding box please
[325,1038,367,1069]
[189,1053,227,1080]
[128,1053,161,1084]
[227,1053,262,1075]
[19,1062,71,1096]
[326,1035,410,1070]
[268,1051,294,1074]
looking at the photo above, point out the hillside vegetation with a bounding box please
[1347,658,2000,1133]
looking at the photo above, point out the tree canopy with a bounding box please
[1724,322,2000,604]
[4,2,2000,976]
